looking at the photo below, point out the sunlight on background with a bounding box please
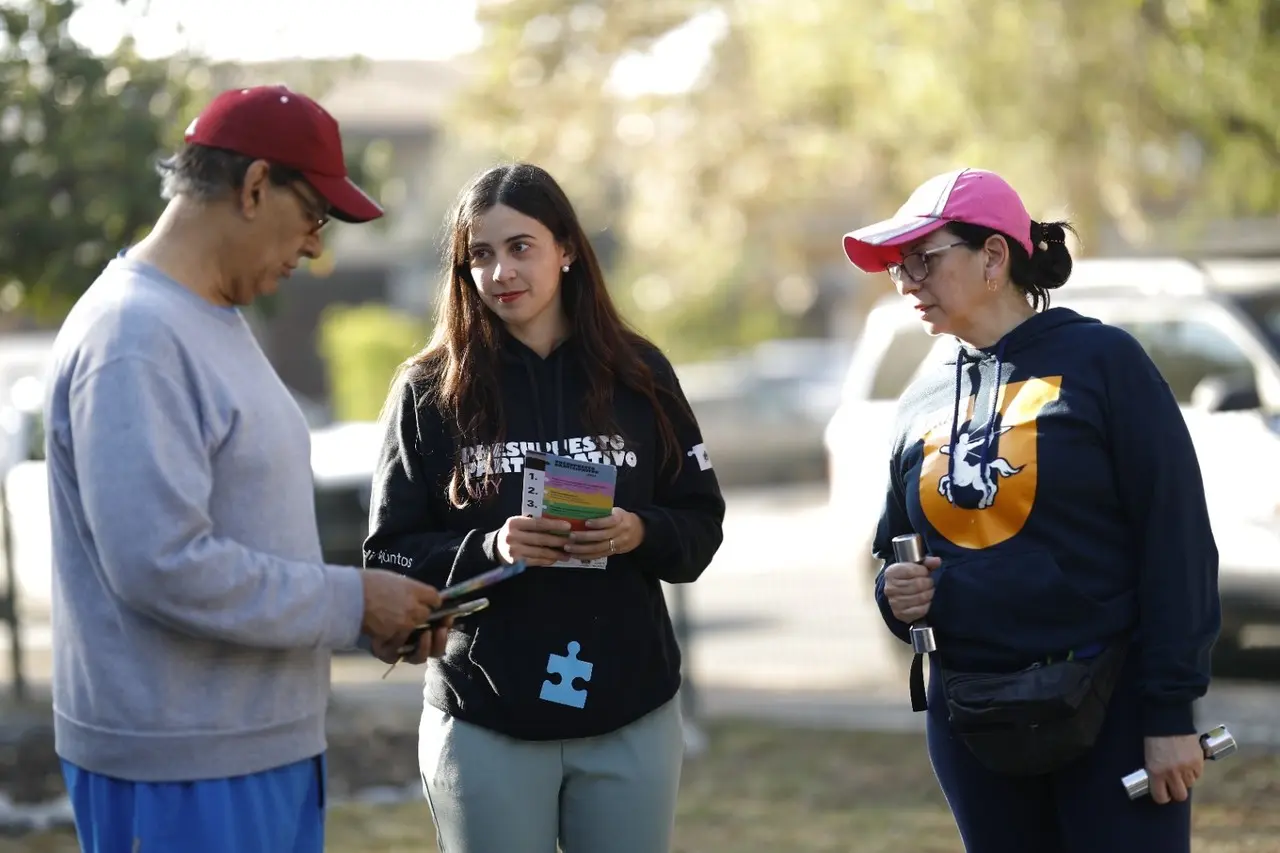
[62,0,721,98]
[67,0,483,61]
[605,8,728,98]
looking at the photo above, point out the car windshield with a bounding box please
[1232,291,1280,359]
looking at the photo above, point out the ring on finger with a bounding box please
[609,538,616,555]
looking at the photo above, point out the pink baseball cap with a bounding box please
[184,85,383,224]
[842,168,1032,273]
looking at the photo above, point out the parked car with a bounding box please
[824,256,1280,674]
[309,419,382,570]
[678,338,853,488]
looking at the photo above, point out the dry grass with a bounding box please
[6,721,1279,852]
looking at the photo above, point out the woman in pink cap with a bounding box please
[843,168,1220,852]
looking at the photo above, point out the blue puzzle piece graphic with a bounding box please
[539,641,593,709]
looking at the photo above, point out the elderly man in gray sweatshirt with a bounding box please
[42,85,449,853]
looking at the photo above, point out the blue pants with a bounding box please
[60,754,326,853]
[926,651,1192,853]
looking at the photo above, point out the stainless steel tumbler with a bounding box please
[891,533,937,655]
[1121,724,1237,800]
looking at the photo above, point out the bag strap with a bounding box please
[912,637,1122,713]
[910,649,928,712]
[889,535,936,713]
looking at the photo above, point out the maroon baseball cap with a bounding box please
[842,168,1033,273]
[184,85,383,224]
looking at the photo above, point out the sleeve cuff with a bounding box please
[442,528,502,588]
[874,565,913,645]
[321,565,366,651]
[631,507,677,564]
[482,529,503,565]
[1142,701,1197,737]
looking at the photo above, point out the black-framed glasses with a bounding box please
[887,240,964,286]
[286,183,331,234]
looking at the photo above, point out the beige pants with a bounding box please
[419,697,685,853]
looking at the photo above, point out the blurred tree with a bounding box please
[316,302,428,422]
[454,0,1280,358]
[0,3,381,326]
[0,0,209,322]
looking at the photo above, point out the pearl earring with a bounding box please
[562,265,570,273]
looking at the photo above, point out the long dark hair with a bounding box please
[402,163,687,508]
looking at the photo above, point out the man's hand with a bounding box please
[360,569,443,651]
[371,619,453,665]
[1143,734,1205,804]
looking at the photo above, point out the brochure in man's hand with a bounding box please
[522,450,617,569]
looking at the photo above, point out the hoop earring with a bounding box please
[986,278,998,292]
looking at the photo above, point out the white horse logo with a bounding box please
[938,427,1024,510]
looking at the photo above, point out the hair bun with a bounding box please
[1034,219,1064,249]
[1030,220,1075,290]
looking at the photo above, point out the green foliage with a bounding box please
[454,0,1280,350]
[0,0,208,321]
[0,4,381,326]
[316,302,428,422]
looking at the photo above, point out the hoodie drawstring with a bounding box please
[946,338,1007,490]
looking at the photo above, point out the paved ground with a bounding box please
[324,483,1280,747]
[5,483,1280,745]
[3,482,1280,831]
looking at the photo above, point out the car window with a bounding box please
[1112,319,1256,404]
[1232,291,1280,358]
[869,325,936,400]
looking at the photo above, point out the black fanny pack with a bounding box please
[910,637,1129,777]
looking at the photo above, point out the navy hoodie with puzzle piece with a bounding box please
[872,307,1221,737]
[364,332,725,741]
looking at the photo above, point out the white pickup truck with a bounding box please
[824,256,1280,671]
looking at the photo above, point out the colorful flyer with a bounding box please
[522,450,617,569]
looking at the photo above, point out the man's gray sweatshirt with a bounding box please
[43,256,366,782]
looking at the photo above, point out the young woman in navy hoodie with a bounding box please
[842,168,1220,853]
[363,163,725,853]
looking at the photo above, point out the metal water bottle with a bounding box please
[892,533,937,654]
[1121,724,1238,800]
